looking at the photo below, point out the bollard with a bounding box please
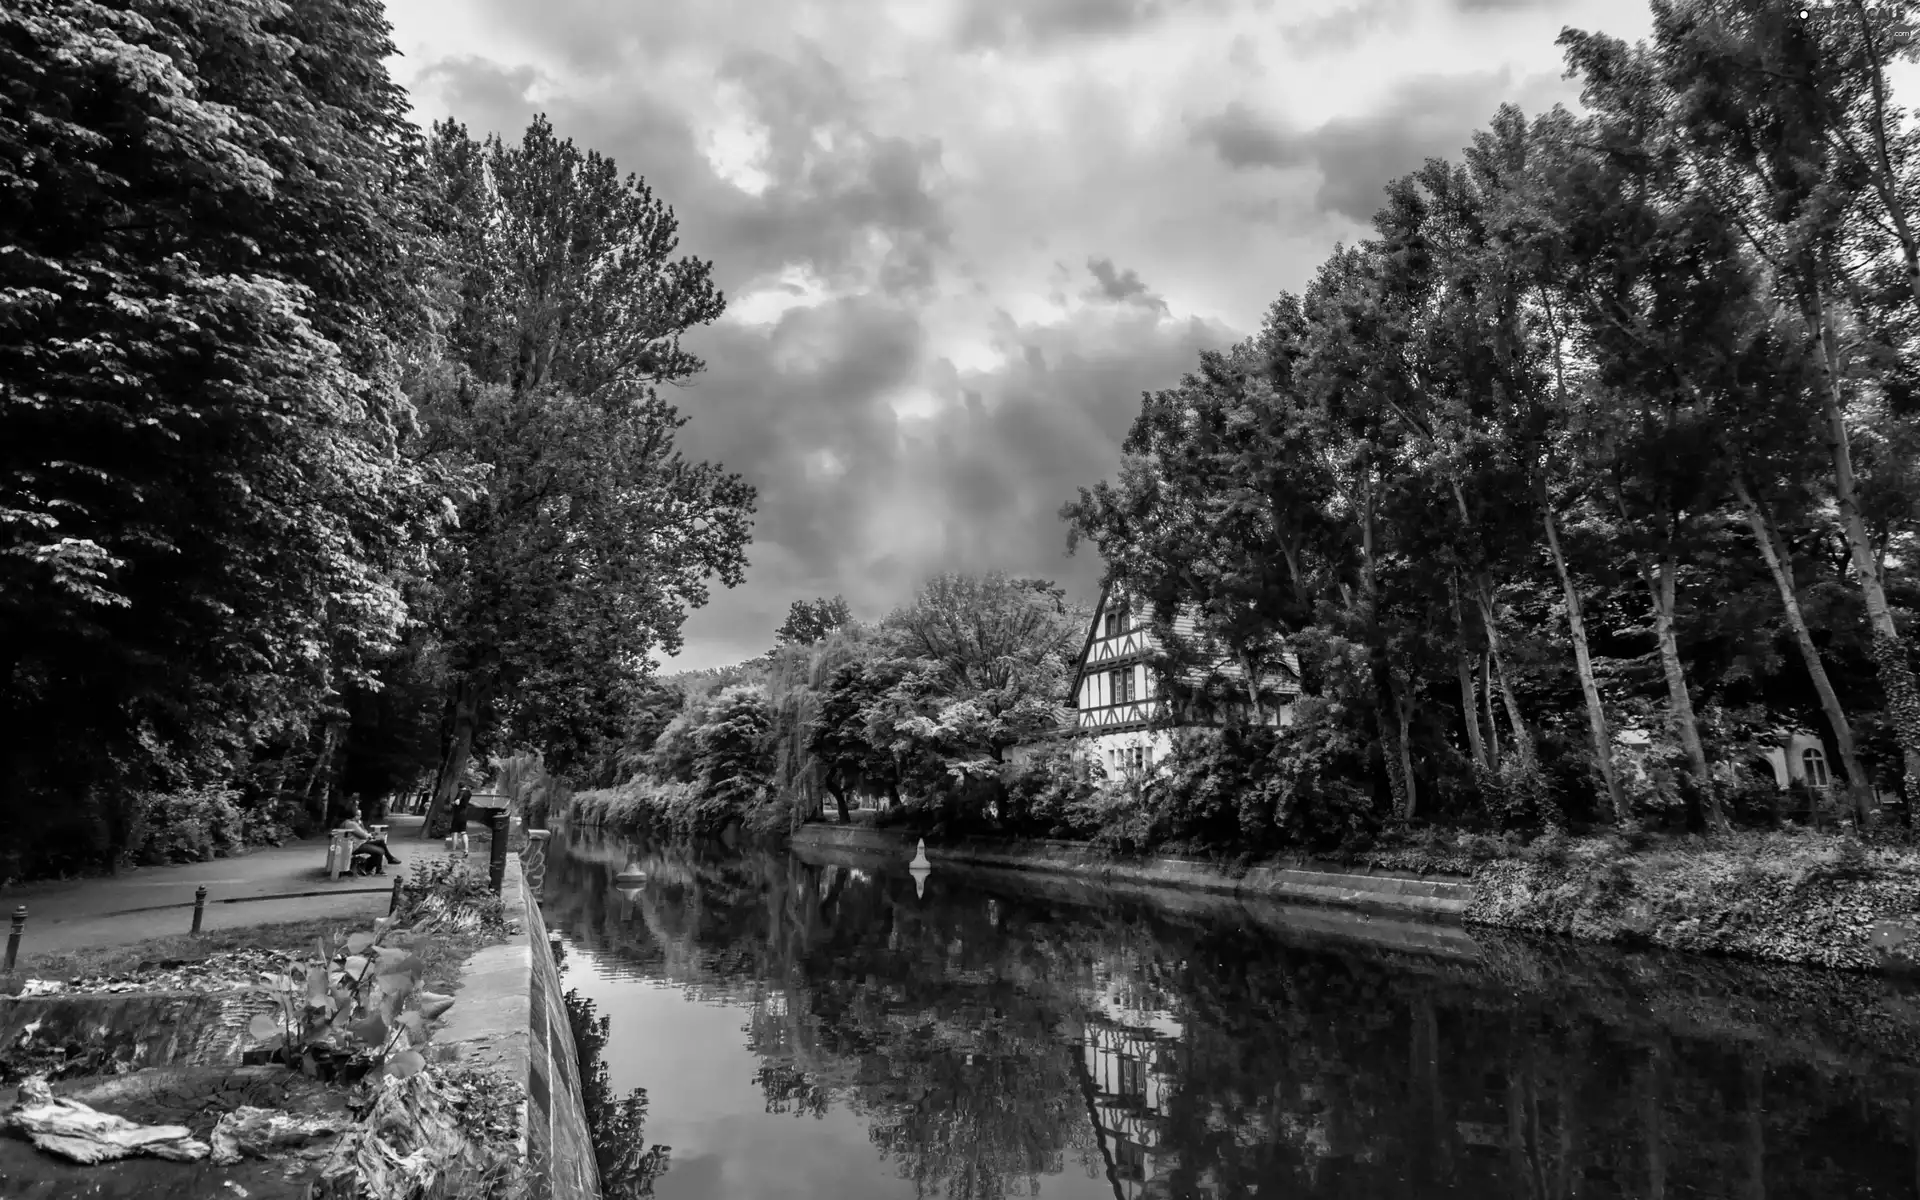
[487,808,510,896]
[524,828,551,900]
[191,885,208,934]
[389,873,404,916]
[4,907,23,972]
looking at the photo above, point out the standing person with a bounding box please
[447,786,472,857]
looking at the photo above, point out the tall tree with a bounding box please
[412,116,754,835]
[0,0,442,870]
[1563,0,1920,811]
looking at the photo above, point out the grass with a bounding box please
[0,913,514,997]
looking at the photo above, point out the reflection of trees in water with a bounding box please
[563,989,669,1199]
[542,829,1920,1199]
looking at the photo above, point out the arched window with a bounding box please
[1801,746,1831,789]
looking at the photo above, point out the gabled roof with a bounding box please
[1068,578,1116,687]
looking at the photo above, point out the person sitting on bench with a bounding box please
[340,816,401,876]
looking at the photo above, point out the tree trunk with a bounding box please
[1475,584,1537,767]
[1732,474,1874,826]
[1481,649,1502,768]
[299,723,341,826]
[1636,549,1723,829]
[423,667,494,839]
[1452,576,1491,771]
[1360,467,1416,820]
[1811,286,1920,809]
[1541,494,1627,821]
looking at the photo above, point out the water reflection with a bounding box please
[542,828,1920,1200]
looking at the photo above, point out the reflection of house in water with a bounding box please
[1067,974,1201,1200]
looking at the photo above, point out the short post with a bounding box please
[191,885,208,934]
[488,807,510,896]
[388,873,404,916]
[524,828,552,900]
[4,907,23,971]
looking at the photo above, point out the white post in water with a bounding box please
[909,839,931,869]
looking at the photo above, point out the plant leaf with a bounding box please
[248,1013,282,1042]
[342,955,371,981]
[346,932,374,954]
[384,1049,426,1080]
[348,1013,388,1045]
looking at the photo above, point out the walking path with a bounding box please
[0,816,491,956]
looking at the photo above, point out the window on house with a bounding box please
[1104,603,1129,639]
[1110,667,1134,705]
[1802,746,1831,789]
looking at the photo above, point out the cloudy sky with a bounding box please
[386,0,1656,671]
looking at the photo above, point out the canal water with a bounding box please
[542,828,1920,1199]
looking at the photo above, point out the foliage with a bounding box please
[412,113,754,832]
[242,915,432,1084]
[1468,829,1920,970]
[0,0,451,877]
[126,784,247,867]
[774,595,854,647]
[570,776,744,840]
[1055,1,1920,845]
[393,858,511,935]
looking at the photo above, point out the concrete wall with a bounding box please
[790,824,1472,919]
[435,854,599,1200]
[516,852,600,1200]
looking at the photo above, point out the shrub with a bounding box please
[127,784,246,865]
[1002,742,1106,839]
[394,859,509,935]
[568,775,753,840]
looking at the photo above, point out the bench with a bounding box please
[324,826,391,880]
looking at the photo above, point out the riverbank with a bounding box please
[790,823,1920,973]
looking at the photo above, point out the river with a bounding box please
[540,827,1920,1199]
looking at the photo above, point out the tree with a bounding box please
[774,595,854,647]
[810,660,900,819]
[412,115,754,836]
[0,0,443,870]
[877,573,1081,815]
[1562,0,1920,818]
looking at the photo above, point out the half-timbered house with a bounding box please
[1059,582,1300,779]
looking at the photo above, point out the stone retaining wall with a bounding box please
[516,855,598,1200]
[434,853,599,1200]
[790,824,1472,919]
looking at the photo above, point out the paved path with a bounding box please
[0,815,494,958]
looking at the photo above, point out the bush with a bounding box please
[569,775,754,840]
[395,858,509,934]
[127,784,246,865]
[1002,742,1106,839]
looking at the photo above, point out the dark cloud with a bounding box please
[1188,101,1308,170]
[663,296,1240,657]
[1084,258,1171,314]
[705,48,951,297]
[953,0,1175,50]
[1190,69,1573,222]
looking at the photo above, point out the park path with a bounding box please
[0,815,492,957]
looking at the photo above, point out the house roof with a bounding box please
[1067,578,1115,686]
